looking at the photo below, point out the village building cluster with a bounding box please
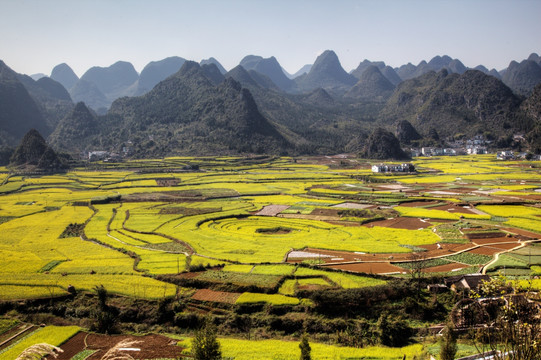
[371,163,416,173]
[407,134,541,160]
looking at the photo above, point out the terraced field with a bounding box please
[1,154,541,304]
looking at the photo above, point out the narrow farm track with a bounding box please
[481,240,529,274]
[0,324,37,351]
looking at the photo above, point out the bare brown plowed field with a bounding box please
[473,236,521,245]
[364,217,433,230]
[507,194,541,201]
[191,289,240,304]
[465,232,507,240]
[327,262,405,274]
[57,332,187,360]
[478,243,524,251]
[499,227,541,239]
[470,246,503,256]
[424,263,471,273]
[55,331,86,360]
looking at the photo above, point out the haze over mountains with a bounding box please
[43,50,541,113]
[1,50,541,160]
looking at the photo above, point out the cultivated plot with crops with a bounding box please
[1,155,541,359]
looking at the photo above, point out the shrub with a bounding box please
[192,319,222,360]
[439,322,457,360]
[376,313,413,347]
[299,333,311,360]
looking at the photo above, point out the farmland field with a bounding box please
[0,154,540,358]
[178,337,425,360]
[0,155,540,301]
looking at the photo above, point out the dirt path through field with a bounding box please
[481,240,529,274]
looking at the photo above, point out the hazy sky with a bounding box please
[1,0,540,77]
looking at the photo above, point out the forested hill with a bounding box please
[379,69,528,140]
[2,51,541,159]
[0,61,50,146]
[73,62,289,157]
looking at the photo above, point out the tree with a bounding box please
[377,313,413,347]
[91,285,116,334]
[472,295,541,360]
[299,333,311,360]
[440,322,458,360]
[95,284,108,311]
[408,252,428,299]
[192,319,222,360]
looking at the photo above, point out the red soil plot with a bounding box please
[479,242,524,251]
[469,246,503,256]
[191,289,240,304]
[55,332,86,360]
[473,236,521,245]
[57,332,188,360]
[499,227,541,239]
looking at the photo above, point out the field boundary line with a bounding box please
[481,240,530,274]
[0,324,35,349]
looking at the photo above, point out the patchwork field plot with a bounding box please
[0,154,540,303]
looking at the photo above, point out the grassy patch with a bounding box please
[0,318,18,335]
[394,258,451,270]
[71,349,97,360]
[38,260,67,273]
[485,254,530,272]
[446,252,493,265]
[196,270,282,289]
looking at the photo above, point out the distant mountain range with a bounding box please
[1,50,541,160]
[42,50,541,114]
